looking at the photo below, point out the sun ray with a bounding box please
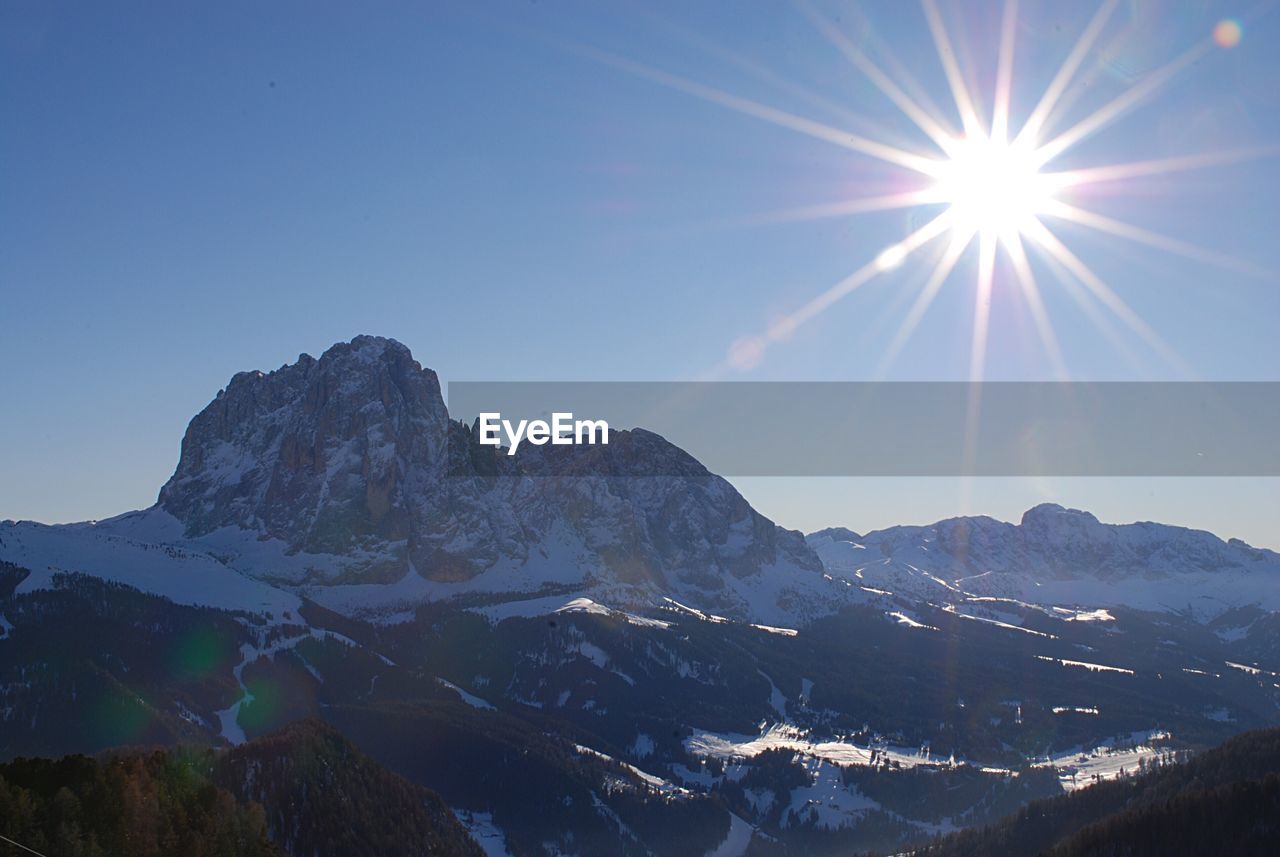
[783,210,954,331]
[969,234,999,382]
[797,0,960,154]
[702,190,942,230]
[1023,218,1190,374]
[837,2,963,140]
[1003,230,1068,378]
[1033,38,1215,166]
[990,0,1019,143]
[1013,0,1120,147]
[577,2,1266,378]
[922,0,985,136]
[961,379,985,477]
[1046,146,1280,189]
[720,211,955,372]
[638,8,893,138]
[874,228,975,378]
[575,45,941,175]
[1029,236,1148,373]
[1042,201,1275,278]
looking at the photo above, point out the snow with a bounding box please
[661,598,728,624]
[760,671,788,718]
[294,525,594,622]
[474,593,596,622]
[211,625,393,744]
[300,564,438,622]
[785,759,879,830]
[472,593,675,630]
[437,678,496,710]
[1036,655,1133,675]
[216,701,249,746]
[454,809,512,857]
[1225,660,1264,676]
[270,514,847,628]
[947,606,1057,638]
[0,515,301,617]
[1035,730,1174,791]
[703,812,753,857]
[1063,608,1115,622]
[215,630,332,744]
[174,701,211,729]
[622,613,673,629]
[744,788,775,814]
[574,640,610,670]
[749,623,798,636]
[889,611,938,630]
[671,762,717,788]
[630,733,655,759]
[216,642,260,746]
[686,723,959,772]
[573,744,689,797]
[1215,625,1252,643]
[808,508,1280,623]
[556,597,611,617]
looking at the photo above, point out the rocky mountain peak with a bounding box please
[807,526,864,544]
[158,335,451,580]
[149,336,831,620]
[1020,502,1100,528]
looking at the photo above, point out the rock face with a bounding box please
[855,503,1278,581]
[156,335,829,619]
[807,503,1280,618]
[160,337,448,582]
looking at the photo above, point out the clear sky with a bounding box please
[3,1,1279,546]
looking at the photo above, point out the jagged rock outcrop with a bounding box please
[154,335,830,619]
[853,503,1279,581]
[807,503,1280,618]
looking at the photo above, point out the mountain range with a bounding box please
[2,335,1277,856]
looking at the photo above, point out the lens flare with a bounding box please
[585,1,1274,379]
[1214,19,1243,49]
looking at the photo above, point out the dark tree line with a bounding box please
[902,727,1280,857]
[0,751,278,857]
[0,719,482,857]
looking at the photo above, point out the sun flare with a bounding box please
[932,134,1056,242]
[591,0,1273,380]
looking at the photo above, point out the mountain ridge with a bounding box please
[4,335,1279,628]
[808,501,1280,620]
[3,335,839,626]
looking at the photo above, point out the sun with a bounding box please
[587,0,1271,379]
[932,134,1056,242]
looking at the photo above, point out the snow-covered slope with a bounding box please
[0,513,301,617]
[808,504,1280,620]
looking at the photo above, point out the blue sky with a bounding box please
[3,1,1279,545]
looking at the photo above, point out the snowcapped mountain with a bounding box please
[3,334,1277,629]
[2,335,841,625]
[808,503,1280,620]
